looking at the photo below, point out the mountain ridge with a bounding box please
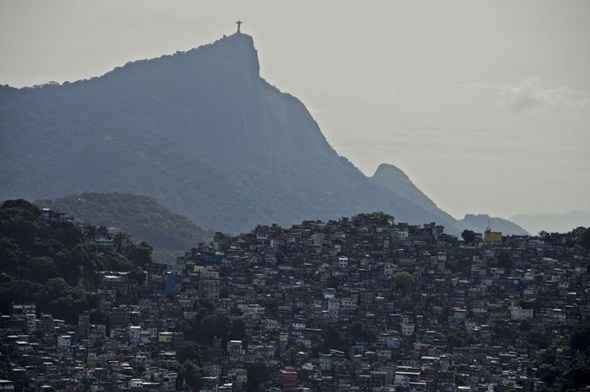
[370,163,528,235]
[459,213,528,236]
[370,163,441,213]
[1,32,464,234]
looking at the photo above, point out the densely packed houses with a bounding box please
[2,212,589,391]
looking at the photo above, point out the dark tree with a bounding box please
[571,323,590,354]
[246,364,271,392]
[461,229,476,243]
[392,271,415,296]
[125,241,153,266]
[179,360,203,391]
[581,227,590,249]
[497,252,513,272]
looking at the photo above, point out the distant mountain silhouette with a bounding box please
[511,211,590,234]
[370,164,527,235]
[36,192,212,251]
[458,214,529,236]
[1,32,465,233]
[369,163,458,225]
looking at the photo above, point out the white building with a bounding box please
[510,305,533,321]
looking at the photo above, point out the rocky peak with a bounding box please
[193,32,260,79]
[371,163,440,213]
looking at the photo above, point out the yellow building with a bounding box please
[158,331,174,344]
[484,228,502,243]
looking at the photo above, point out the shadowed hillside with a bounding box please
[36,193,212,251]
[0,32,463,234]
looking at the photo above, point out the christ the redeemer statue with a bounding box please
[236,20,243,33]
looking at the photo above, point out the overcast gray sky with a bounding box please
[1,0,589,219]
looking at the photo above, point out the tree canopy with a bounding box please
[0,199,155,322]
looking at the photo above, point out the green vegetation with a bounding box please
[461,229,476,243]
[535,322,590,391]
[177,360,204,392]
[0,199,154,323]
[582,227,590,249]
[392,271,415,296]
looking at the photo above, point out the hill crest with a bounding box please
[36,193,212,251]
[1,32,463,234]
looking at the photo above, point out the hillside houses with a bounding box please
[1,212,589,391]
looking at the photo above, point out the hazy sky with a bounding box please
[1,1,589,219]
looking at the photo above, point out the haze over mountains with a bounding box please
[0,32,524,235]
[458,214,528,236]
[36,192,212,252]
[369,164,528,235]
[511,211,590,235]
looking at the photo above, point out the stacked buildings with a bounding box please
[1,213,589,391]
